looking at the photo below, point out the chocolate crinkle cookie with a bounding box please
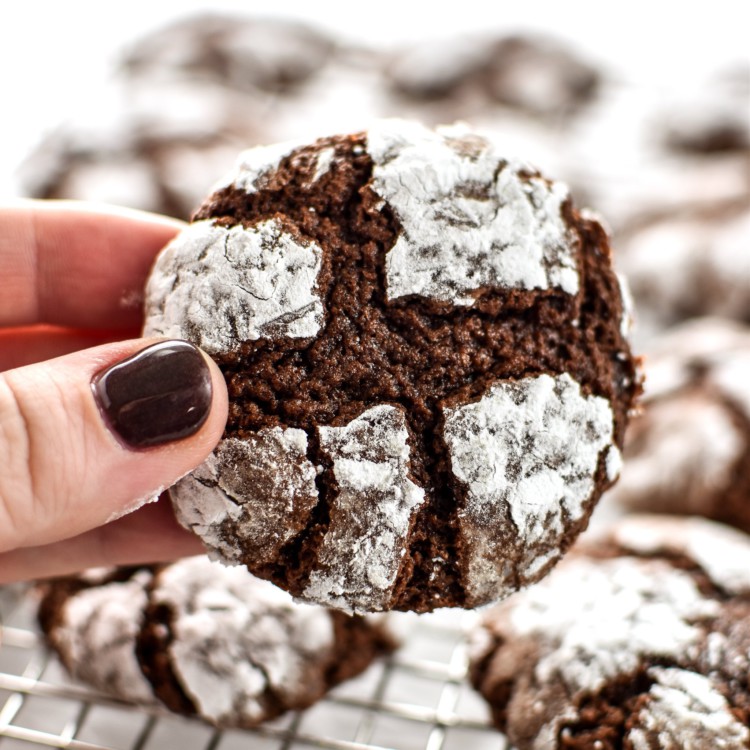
[386,33,600,118]
[657,66,750,155]
[484,35,600,117]
[469,515,750,749]
[616,208,750,335]
[604,317,750,533]
[37,557,396,728]
[144,119,640,614]
[120,14,336,94]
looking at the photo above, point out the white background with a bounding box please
[0,0,747,198]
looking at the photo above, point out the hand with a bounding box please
[0,201,228,583]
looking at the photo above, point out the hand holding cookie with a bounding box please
[0,200,228,582]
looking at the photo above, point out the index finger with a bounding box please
[0,200,183,329]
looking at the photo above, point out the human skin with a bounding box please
[0,200,228,582]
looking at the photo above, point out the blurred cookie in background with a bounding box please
[385,36,495,104]
[565,62,749,236]
[38,567,157,704]
[603,318,750,533]
[658,65,750,155]
[484,35,600,118]
[609,65,750,341]
[469,515,750,749]
[617,208,750,339]
[17,11,746,245]
[382,32,603,203]
[120,14,337,95]
[386,33,601,118]
[14,16,619,227]
[16,15,342,219]
[38,557,398,727]
[17,88,251,219]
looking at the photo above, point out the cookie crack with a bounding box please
[268,426,333,594]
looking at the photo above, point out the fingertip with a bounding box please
[91,339,221,451]
[87,339,229,528]
[0,338,228,552]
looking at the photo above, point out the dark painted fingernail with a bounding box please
[92,341,213,449]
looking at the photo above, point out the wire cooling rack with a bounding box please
[0,585,509,750]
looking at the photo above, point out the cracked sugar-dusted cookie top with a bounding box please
[37,558,397,729]
[144,119,639,613]
[469,515,750,750]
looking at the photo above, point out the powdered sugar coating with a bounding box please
[629,667,750,749]
[616,271,635,339]
[310,146,336,183]
[303,405,426,613]
[367,119,579,306]
[55,572,154,703]
[144,218,323,354]
[150,557,335,726]
[216,139,301,194]
[106,488,161,524]
[509,557,717,696]
[217,137,338,194]
[171,429,319,565]
[605,445,623,481]
[470,522,750,749]
[610,515,750,596]
[443,372,615,604]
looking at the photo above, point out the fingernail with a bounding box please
[92,341,213,449]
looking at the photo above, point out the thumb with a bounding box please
[0,338,228,553]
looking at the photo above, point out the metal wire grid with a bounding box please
[0,588,510,750]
